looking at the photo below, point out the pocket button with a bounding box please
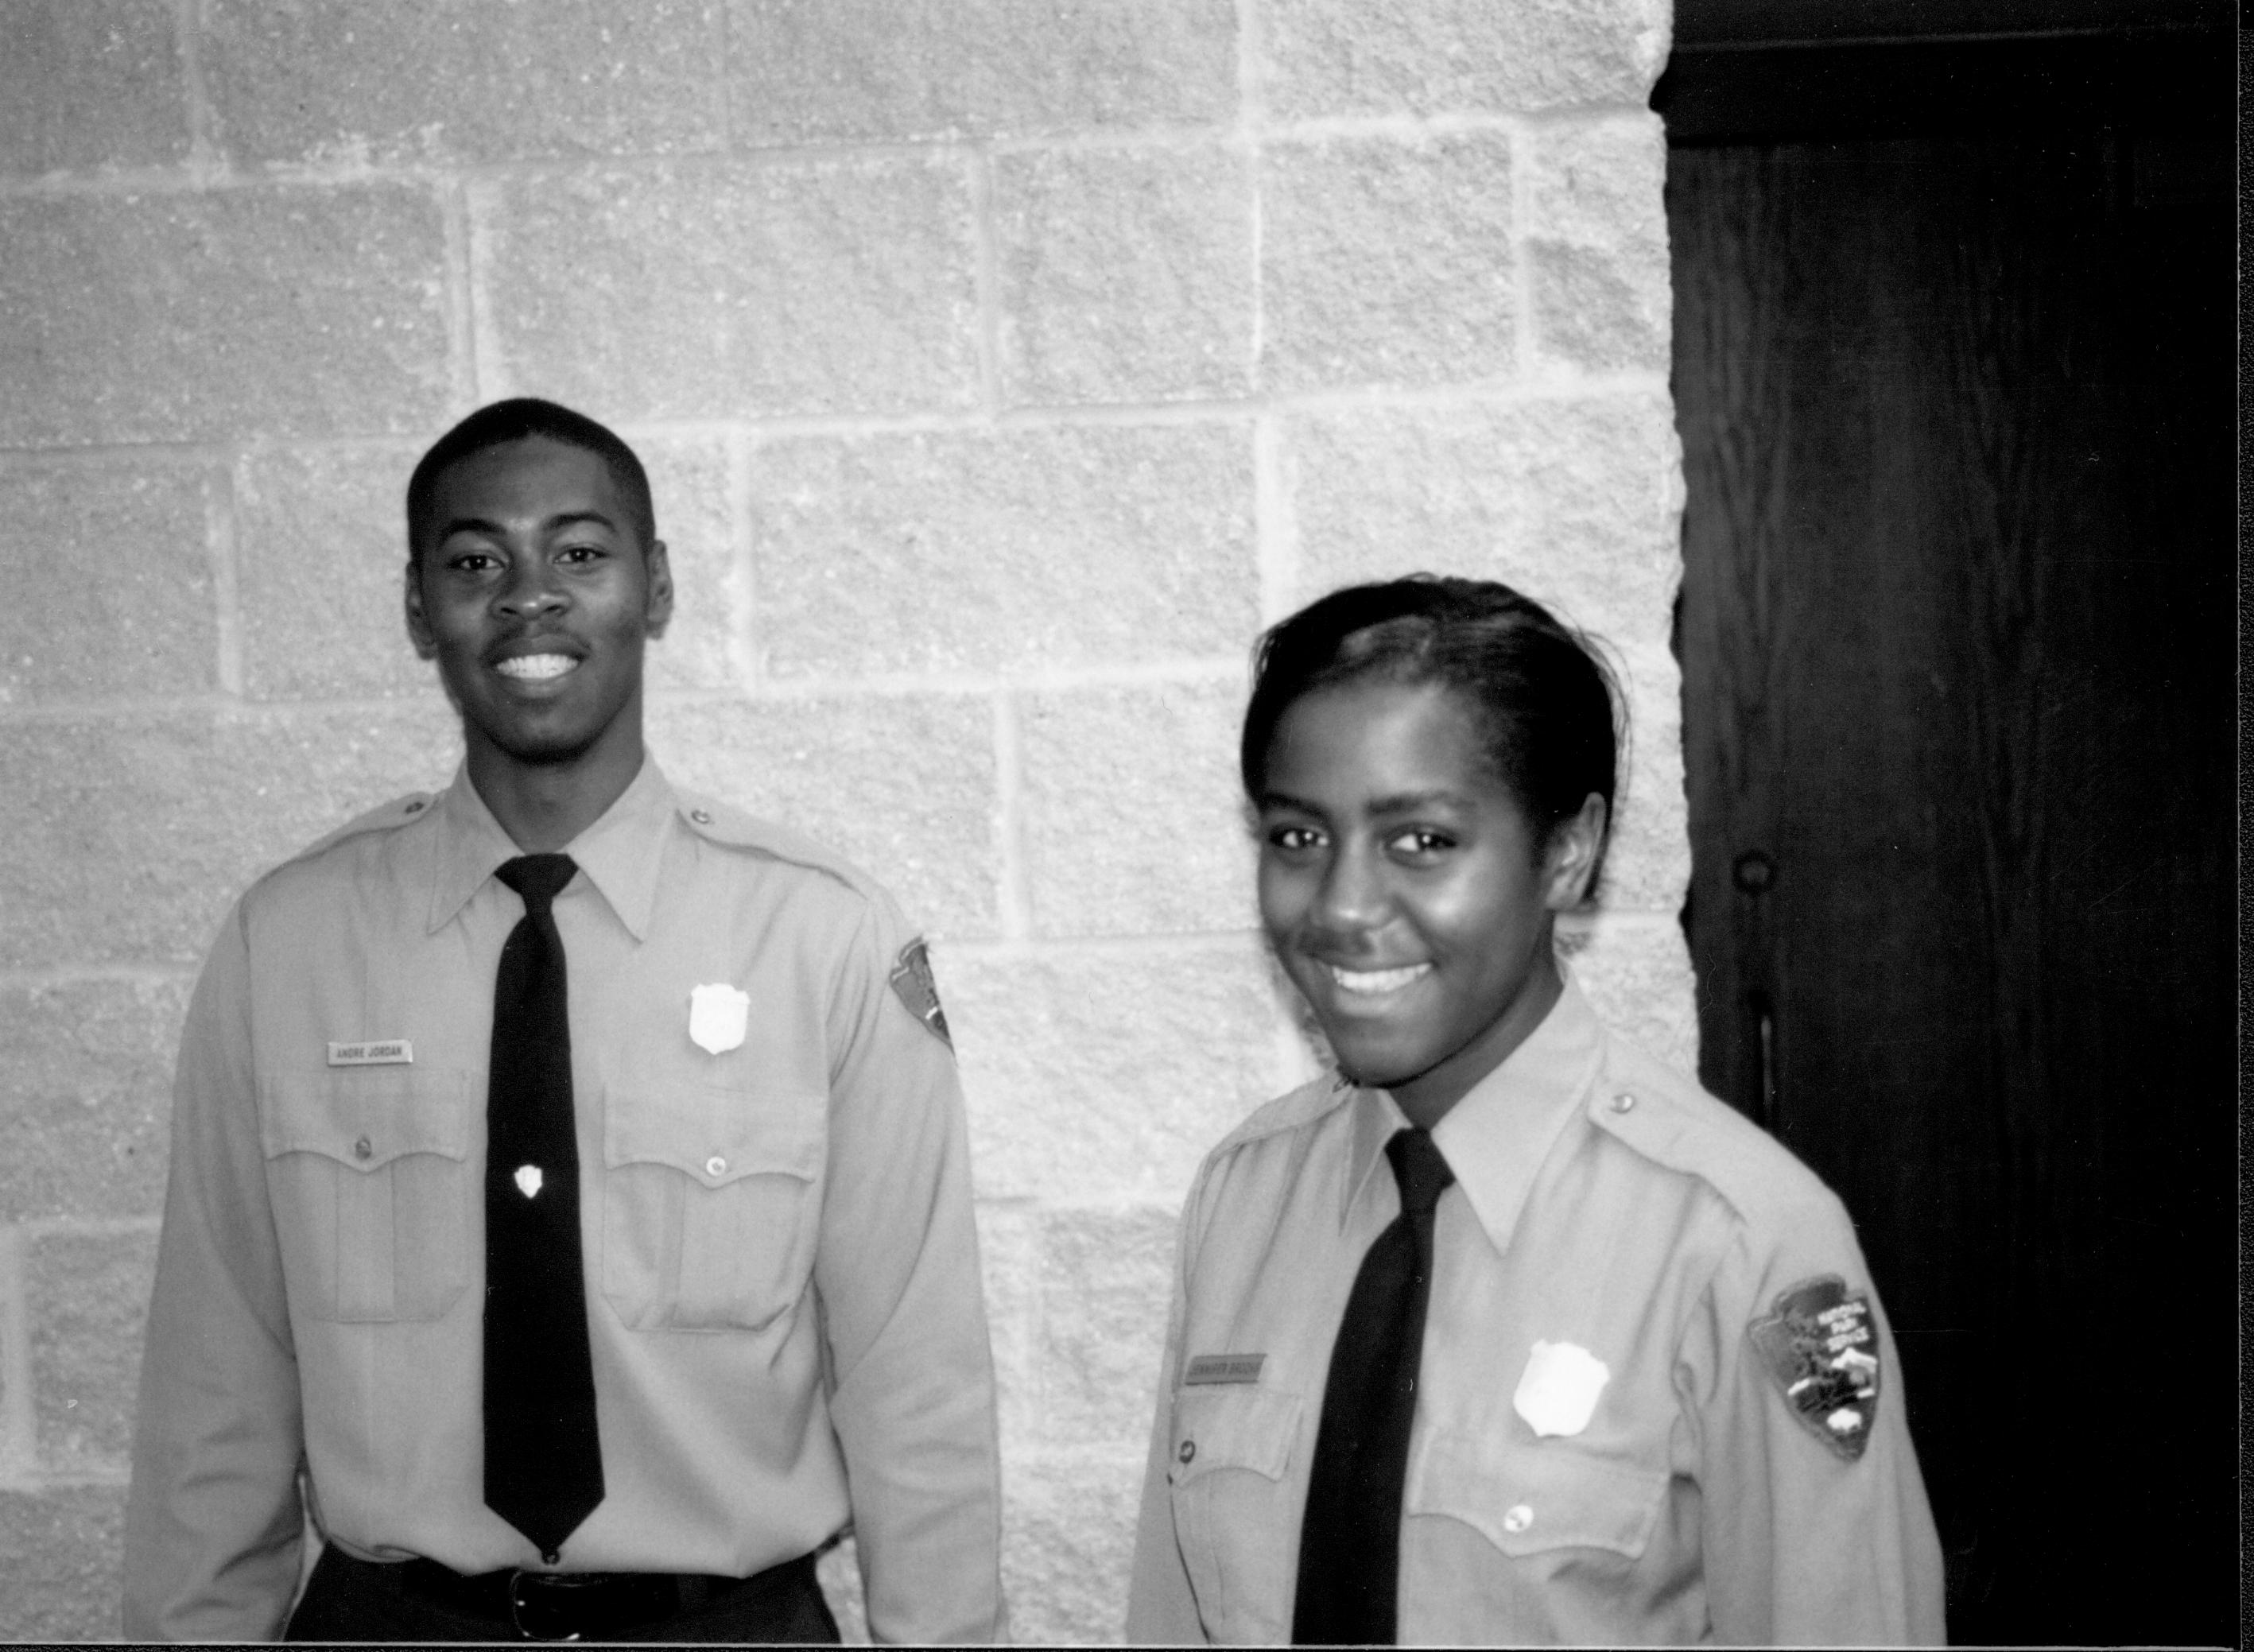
[704,1154,727,1177]
[1503,1503,1534,1534]
[353,1135,373,1161]
[1179,1440,1196,1464]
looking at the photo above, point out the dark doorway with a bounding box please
[1658,12,2233,1646]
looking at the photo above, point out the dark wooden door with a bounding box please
[1666,43,2233,1648]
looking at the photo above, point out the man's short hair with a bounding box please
[405,398,656,565]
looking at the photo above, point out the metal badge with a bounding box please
[1185,1353,1266,1386]
[889,937,952,1049]
[1748,1274,1882,1460]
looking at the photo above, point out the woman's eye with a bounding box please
[1266,824,1324,853]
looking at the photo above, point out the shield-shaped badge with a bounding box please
[1748,1274,1882,1460]
[889,937,952,1049]
[688,983,750,1055]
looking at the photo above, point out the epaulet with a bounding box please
[276,791,438,869]
[671,787,883,906]
[1208,1072,1355,1161]
[1585,1032,1842,1231]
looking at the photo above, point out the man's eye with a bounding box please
[448,552,499,573]
[557,544,607,564]
[1387,828,1455,857]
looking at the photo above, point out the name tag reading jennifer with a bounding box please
[1185,1353,1266,1386]
[328,1041,413,1067]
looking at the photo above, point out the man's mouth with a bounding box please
[1327,963,1433,995]
[494,653,579,681]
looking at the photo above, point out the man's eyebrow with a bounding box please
[436,509,621,541]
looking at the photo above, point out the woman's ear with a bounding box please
[1542,793,1609,912]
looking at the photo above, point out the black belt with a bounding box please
[374,1548,817,1641]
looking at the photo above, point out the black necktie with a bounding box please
[1292,1127,1457,1646]
[483,854,603,1563]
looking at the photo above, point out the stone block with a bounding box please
[1527,114,1670,375]
[1283,392,1681,638]
[0,976,190,1223]
[30,1227,158,1475]
[0,1485,127,1642]
[0,703,462,969]
[1558,911,1697,1075]
[0,185,452,449]
[238,444,428,701]
[0,0,188,176]
[479,157,979,421]
[1259,133,1519,393]
[950,941,1285,1204]
[1261,0,1670,120]
[995,144,1255,407]
[748,425,1257,680]
[203,0,726,167]
[1034,1205,1178,1452]
[647,692,999,940]
[1019,681,1255,937]
[1602,640,1690,913]
[724,0,1236,143]
[0,460,219,705]
[639,436,739,692]
[1000,1447,1146,1646]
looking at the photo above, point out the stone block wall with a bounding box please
[0,1,1681,1639]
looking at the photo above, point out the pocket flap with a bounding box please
[1169,1385,1302,1488]
[259,1070,472,1171]
[603,1087,824,1189]
[1412,1432,1666,1559]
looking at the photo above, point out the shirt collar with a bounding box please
[424,754,675,942]
[1339,971,1603,1248]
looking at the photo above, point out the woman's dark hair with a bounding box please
[405,397,655,566]
[1241,575,1624,854]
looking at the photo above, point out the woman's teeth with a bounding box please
[496,653,576,681]
[1329,964,1432,995]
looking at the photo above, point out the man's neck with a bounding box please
[465,730,646,854]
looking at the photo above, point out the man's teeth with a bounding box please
[496,653,576,681]
[1329,964,1432,995]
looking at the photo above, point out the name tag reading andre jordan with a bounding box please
[1185,1354,1266,1386]
[328,1041,413,1067]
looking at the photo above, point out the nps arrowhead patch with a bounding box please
[1748,1274,1881,1461]
[889,937,952,1050]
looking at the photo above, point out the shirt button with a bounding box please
[1177,1440,1196,1464]
[1503,1503,1534,1534]
[403,799,425,815]
[353,1135,373,1161]
[690,809,713,825]
[1610,1092,1636,1113]
[705,1155,727,1178]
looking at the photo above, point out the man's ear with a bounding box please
[403,557,438,661]
[642,539,675,640]
[1542,792,1609,913]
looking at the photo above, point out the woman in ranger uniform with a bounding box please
[1126,576,1944,1646]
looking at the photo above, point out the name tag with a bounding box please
[328,1041,413,1067]
[1185,1353,1266,1386]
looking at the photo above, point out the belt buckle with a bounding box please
[507,1569,592,1642]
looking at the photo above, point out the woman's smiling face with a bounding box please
[1255,677,1601,1128]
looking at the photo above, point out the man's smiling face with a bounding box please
[405,435,672,777]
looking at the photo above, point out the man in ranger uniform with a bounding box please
[123,398,1007,1643]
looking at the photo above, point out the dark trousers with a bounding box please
[285,1544,842,1643]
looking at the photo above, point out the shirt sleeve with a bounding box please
[1686,1194,1947,1645]
[122,903,308,1641]
[811,898,1007,1645]
[1123,1168,1206,1644]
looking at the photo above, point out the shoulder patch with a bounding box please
[888,937,952,1049]
[1748,1274,1881,1460]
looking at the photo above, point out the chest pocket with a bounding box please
[1409,1429,1668,1563]
[260,1070,474,1324]
[600,1084,825,1332]
[1167,1384,1302,1644]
